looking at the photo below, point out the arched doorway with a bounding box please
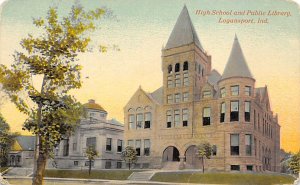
[185,145,202,169]
[162,146,180,162]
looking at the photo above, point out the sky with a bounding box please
[0,0,299,153]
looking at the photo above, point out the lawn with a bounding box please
[45,169,138,180]
[151,172,296,185]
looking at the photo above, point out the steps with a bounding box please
[128,171,155,181]
[162,161,180,170]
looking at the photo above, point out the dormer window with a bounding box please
[175,63,180,72]
[183,61,188,71]
[203,91,211,98]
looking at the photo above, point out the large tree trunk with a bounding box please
[32,150,47,185]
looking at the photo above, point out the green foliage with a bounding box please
[288,150,300,174]
[85,147,99,161]
[197,142,212,159]
[121,146,137,170]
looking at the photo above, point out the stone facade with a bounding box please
[52,99,124,169]
[124,6,281,172]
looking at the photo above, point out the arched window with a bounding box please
[175,63,180,72]
[183,61,188,71]
[168,65,172,74]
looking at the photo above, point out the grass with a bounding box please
[45,169,138,180]
[0,167,8,173]
[151,172,296,185]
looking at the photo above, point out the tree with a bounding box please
[197,142,212,173]
[0,3,110,185]
[288,150,300,174]
[85,147,99,175]
[121,146,137,170]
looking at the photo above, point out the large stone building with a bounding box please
[124,6,281,172]
[51,99,124,169]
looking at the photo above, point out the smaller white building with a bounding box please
[52,99,124,169]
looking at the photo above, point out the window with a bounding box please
[175,93,181,103]
[245,101,251,122]
[74,161,79,166]
[247,165,253,171]
[183,73,189,86]
[175,63,180,72]
[117,139,123,152]
[203,91,211,98]
[129,114,135,129]
[144,139,150,156]
[105,161,112,169]
[136,113,143,129]
[230,134,239,155]
[183,92,189,102]
[175,74,181,87]
[63,139,69,156]
[220,103,225,123]
[245,134,252,156]
[182,109,188,127]
[231,165,240,171]
[230,101,239,122]
[174,110,180,127]
[212,145,217,156]
[167,110,172,128]
[203,107,211,126]
[254,138,257,156]
[128,140,134,147]
[135,140,141,156]
[220,87,226,98]
[231,85,239,96]
[168,65,172,74]
[144,112,151,129]
[106,138,112,151]
[86,137,96,151]
[167,95,173,104]
[183,61,188,71]
[167,76,173,88]
[245,86,251,96]
[117,162,122,169]
[198,64,201,74]
[85,161,94,167]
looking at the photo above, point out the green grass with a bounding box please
[45,169,138,180]
[151,172,296,185]
[0,167,8,173]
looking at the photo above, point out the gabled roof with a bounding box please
[165,5,203,50]
[149,87,163,105]
[221,35,253,80]
[208,69,221,86]
[14,136,35,151]
[109,118,124,127]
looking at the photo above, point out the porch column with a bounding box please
[179,156,185,170]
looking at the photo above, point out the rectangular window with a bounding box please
[106,138,112,151]
[230,101,239,122]
[105,161,112,169]
[212,145,217,156]
[245,134,252,156]
[167,76,173,88]
[167,110,172,128]
[231,165,240,171]
[117,162,122,169]
[144,112,151,129]
[245,86,251,96]
[86,137,96,151]
[254,138,257,156]
[203,91,211,98]
[220,102,225,123]
[183,73,189,86]
[117,139,123,152]
[203,107,211,126]
[183,92,189,102]
[254,109,256,129]
[128,140,134,147]
[175,93,181,103]
[182,109,188,127]
[136,113,143,129]
[167,95,173,104]
[74,161,79,166]
[144,139,150,156]
[231,85,239,96]
[230,134,239,155]
[245,101,251,122]
[85,161,94,167]
[136,140,141,156]
[175,74,181,87]
[63,139,69,156]
[174,110,180,127]
[220,87,226,98]
[247,165,253,171]
[129,114,135,129]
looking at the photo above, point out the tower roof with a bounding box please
[165,5,203,50]
[221,35,253,80]
[83,99,106,112]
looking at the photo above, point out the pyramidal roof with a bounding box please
[221,35,253,80]
[165,5,203,50]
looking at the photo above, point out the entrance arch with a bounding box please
[185,145,202,169]
[162,146,180,162]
